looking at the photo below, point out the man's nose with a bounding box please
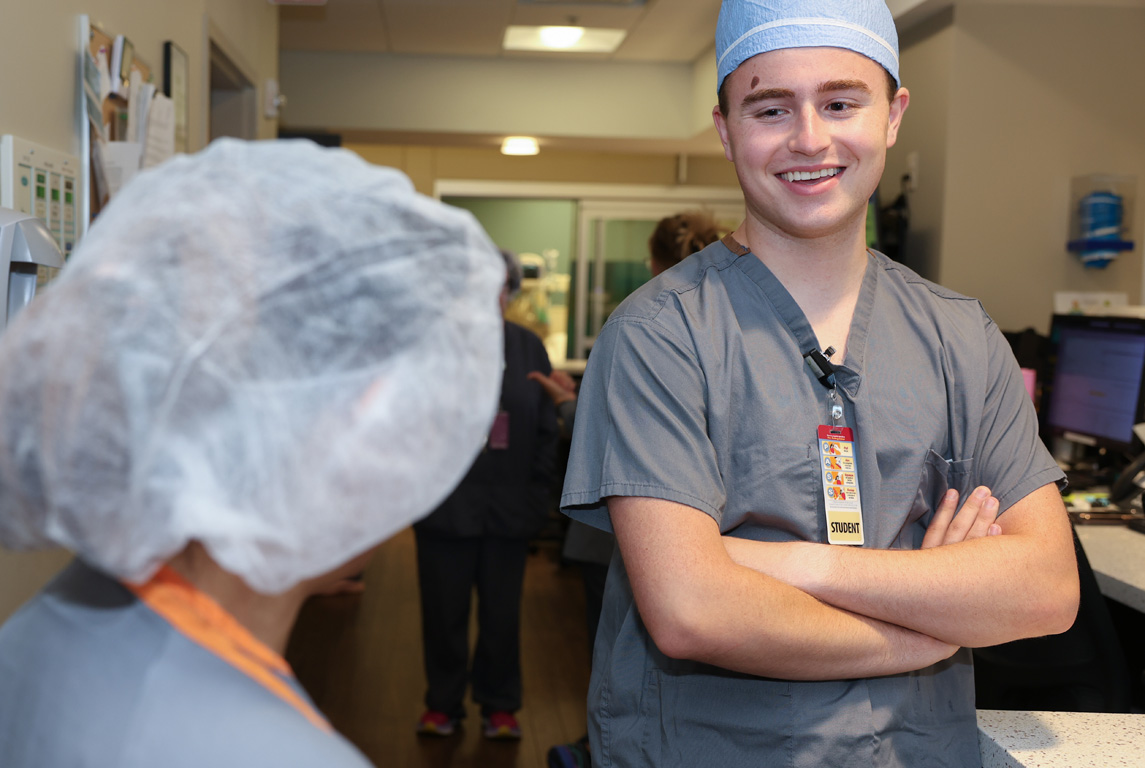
[788,107,829,156]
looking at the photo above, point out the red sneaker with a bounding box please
[483,711,521,740]
[416,710,458,737]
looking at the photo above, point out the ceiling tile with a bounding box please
[280,0,390,52]
[281,0,721,61]
[615,0,720,62]
[383,0,513,56]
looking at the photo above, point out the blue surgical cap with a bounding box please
[716,0,901,94]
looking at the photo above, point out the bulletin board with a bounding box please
[89,26,152,139]
[78,15,154,230]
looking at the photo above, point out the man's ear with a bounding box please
[713,105,734,162]
[886,87,910,149]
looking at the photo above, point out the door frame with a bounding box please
[435,181,744,360]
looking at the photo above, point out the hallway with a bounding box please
[286,527,591,768]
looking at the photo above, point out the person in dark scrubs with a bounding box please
[559,2,1080,766]
[413,250,559,741]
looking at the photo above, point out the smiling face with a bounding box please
[714,47,908,248]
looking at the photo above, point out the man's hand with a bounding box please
[921,486,1001,549]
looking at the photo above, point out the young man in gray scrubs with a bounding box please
[560,1,1080,765]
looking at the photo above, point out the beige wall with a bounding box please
[929,4,1145,334]
[203,0,280,142]
[346,143,740,197]
[690,48,721,138]
[281,50,713,145]
[883,9,954,284]
[0,0,278,155]
[0,0,277,623]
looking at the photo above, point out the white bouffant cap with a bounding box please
[0,138,505,594]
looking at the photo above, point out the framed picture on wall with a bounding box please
[163,41,189,153]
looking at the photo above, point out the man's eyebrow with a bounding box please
[739,80,872,109]
[741,88,795,108]
[818,79,872,95]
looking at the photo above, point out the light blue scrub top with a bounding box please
[562,238,1064,768]
[0,560,374,768]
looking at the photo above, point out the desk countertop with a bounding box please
[978,710,1145,767]
[1075,525,1145,612]
[976,526,1145,767]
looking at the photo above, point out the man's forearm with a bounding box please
[658,564,960,680]
[724,484,1079,647]
[610,496,958,680]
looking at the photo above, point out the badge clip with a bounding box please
[803,348,836,390]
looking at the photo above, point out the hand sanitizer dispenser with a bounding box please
[0,207,65,331]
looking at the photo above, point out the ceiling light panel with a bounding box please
[504,25,626,53]
[538,26,584,48]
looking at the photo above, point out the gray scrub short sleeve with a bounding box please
[561,314,725,531]
[973,315,1066,511]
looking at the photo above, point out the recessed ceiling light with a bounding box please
[501,137,539,156]
[538,26,585,49]
[503,25,626,53]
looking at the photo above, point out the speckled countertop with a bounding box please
[973,525,1145,766]
[1075,525,1145,612]
[978,710,1145,767]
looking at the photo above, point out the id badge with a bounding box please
[818,425,863,545]
[488,410,510,450]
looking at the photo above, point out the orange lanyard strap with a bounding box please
[127,566,331,733]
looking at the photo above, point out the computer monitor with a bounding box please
[1043,314,1145,452]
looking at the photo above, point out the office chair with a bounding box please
[972,525,1133,713]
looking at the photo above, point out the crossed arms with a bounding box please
[609,483,1079,681]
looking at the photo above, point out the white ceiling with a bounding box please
[279,0,723,62]
[277,0,728,153]
[280,0,1145,58]
[284,0,1090,153]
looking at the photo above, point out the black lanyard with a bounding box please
[803,346,843,426]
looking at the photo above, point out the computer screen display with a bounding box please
[1044,314,1145,450]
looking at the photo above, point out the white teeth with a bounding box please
[782,167,840,182]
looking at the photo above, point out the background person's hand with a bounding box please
[527,369,577,406]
